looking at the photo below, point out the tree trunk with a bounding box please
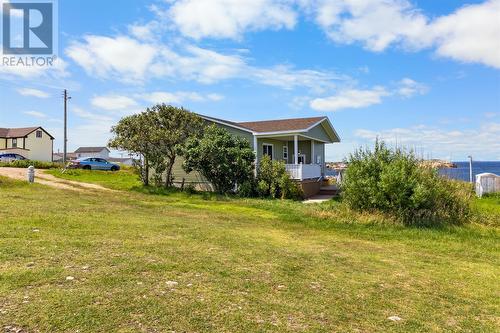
[165,155,176,187]
[144,156,149,186]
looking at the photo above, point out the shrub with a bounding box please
[183,125,255,195]
[257,155,303,200]
[238,179,257,198]
[341,140,471,226]
[183,183,197,195]
[0,160,62,169]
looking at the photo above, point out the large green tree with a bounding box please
[109,104,204,187]
[108,112,155,185]
[182,125,255,194]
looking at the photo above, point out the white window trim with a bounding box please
[262,143,274,160]
[283,145,288,160]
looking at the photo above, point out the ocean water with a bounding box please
[438,161,500,182]
[325,161,500,182]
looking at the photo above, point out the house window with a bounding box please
[263,144,273,159]
[298,154,306,164]
[12,138,17,148]
[283,146,288,160]
[36,130,42,138]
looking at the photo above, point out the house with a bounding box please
[172,114,340,196]
[0,127,54,161]
[74,147,110,159]
[52,152,78,162]
[108,157,135,166]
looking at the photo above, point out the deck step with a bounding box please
[319,185,339,195]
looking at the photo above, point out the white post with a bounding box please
[294,135,298,165]
[254,136,258,176]
[468,155,473,183]
[27,166,35,183]
[311,140,315,164]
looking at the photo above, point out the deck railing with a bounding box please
[285,164,321,180]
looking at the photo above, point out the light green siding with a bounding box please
[305,123,331,142]
[256,138,286,162]
[207,121,255,149]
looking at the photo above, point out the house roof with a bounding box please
[0,127,54,139]
[75,146,110,153]
[236,117,327,133]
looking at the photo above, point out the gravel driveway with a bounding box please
[0,167,112,191]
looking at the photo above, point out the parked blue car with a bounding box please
[69,157,120,171]
[0,153,27,162]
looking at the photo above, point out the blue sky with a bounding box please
[1,0,499,161]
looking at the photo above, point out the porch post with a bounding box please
[294,135,298,164]
[311,140,315,164]
[253,135,258,176]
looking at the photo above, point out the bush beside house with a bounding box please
[341,140,471,226]
[182,125,255,195]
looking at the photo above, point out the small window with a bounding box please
[263,144,273,159]
[36,130,43,138]
[283,146,288,160]
[12,138,17,148]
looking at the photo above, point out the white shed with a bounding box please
[475,173,500,197]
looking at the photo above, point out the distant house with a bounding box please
[107,157,135,166]
[74,147,110,159]
[52,152,78,162]
[172,114,340,197]
[0,126,54,161]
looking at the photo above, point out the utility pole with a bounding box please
[63,90,71,164]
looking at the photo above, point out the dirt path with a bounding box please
[0,167,113,192]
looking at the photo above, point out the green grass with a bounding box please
[0,175,499,332]
[45,168,142,191]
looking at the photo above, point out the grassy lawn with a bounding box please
[0,175,499,332]
[45,168,142,191]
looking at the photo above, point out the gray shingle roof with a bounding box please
[74,147,110,153]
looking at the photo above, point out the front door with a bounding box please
[263,144,273,160]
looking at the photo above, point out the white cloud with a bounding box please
[354,122,500,160]
[396,78,428,98]
[91,95,138,110]
[138,91,224,104]
[72,106,114,122]
[66,36,157,83]
[207,93,224,101]
[310,86,389,111]
[166,0,297,40]
[251,65,343,93]
[309,0,428,52]
[429,0,500,68]
[17,88,50,98]
[65,35,346,91]
[307,0,500,68]
[23,111,47,118]
[310,78,428,111]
